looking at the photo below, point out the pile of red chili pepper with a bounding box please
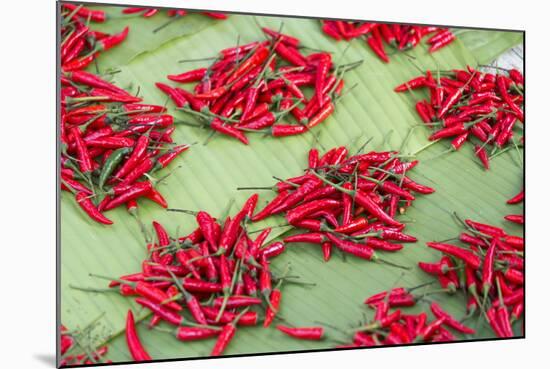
[339,297,475,347]
[242,145,434,264]
[396,66,524,169]
[61,4,129,72]
[417,218,524,338]
[60,324,111,366]
[505,189,524,224]
[321,21,455,62]
[92,196,312,357]
[121,7,227,20]
[61,70,189,225]
[157,27,358,144]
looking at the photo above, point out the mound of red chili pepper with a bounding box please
[61,4,129,72]
[505,189,524,224]
[242,145,434,264]
[60,324,111,366]
[418,218,524,338]
[396,66,524,169]
[339,296,474,346]
[157,27,359,144]
[86,196,313,357]
[61,70,189,225]
[321,21,455,62]
[122,7,227,20]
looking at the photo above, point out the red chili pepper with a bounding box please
[262,27,300,47]
[98,27,129,51]
[325,233,376,260]
[426,242,481,269]
[307,102,335,129]
[135,298,183,326]
[430,302,475,334]
[264,288,282,328]
[168,68,207,83]
[210,308,250,356]
[125,310,151,362]
[429,32,455,52]
[75,192,113,225]
[474,145,490,170]
[366,34,389,63]
[276,325,324,340]
[395,76,430,92]
[504,214,524,224]
[465,219,506,238]
[176,327,220,341]
[104,181,153,210]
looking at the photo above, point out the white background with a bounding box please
[0,0,545,368]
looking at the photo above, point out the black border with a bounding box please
[57,1,526,368]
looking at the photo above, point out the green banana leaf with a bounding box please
[61,7,523,363]
[82,6,218,70]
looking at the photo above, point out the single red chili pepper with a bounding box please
[504,214,524,224]
[502,267,524,285]
[270,124,308,137]
[262,27,300,47]
[426,242,481,269]
[69,127,93,173]
[474,144,490,170]
[284,232,327,244]
[481,238,498,300]
[112,134,149,181]
[276,325,324,340]
[366,34,389,63]
[320,241,332,262]
[125,310,151,362]
[97,27,129,52]
[175,327,220,341]
[212,296,262,310]
[226,46,270,85]
[210,308,251,356]
[395,76,430,92]
[325,233,376,261]
[429,32,456,52]
[502,235,524,250]
[135,298,183,326]
[507,189,524,204]
[264,286,282,328]
[104,181,153,211]
[75,192,113,225]
[153,144,189,171]
[430,302,475,334]
[315,54,332,106]
[251,190,290,222]
[465,219,506,238]
[260,242,286,259]
[274,42,307,67]
[155,82,188,108]
[307,102,335,129]
[63,53,97,71]
[285,199,341,225]
[168,68,208,83]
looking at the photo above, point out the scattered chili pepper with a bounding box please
[162,28,358,143]
[396,66,523,169]
[276,325,324,340]
[61,68,189,224]
[125,310,152,362]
